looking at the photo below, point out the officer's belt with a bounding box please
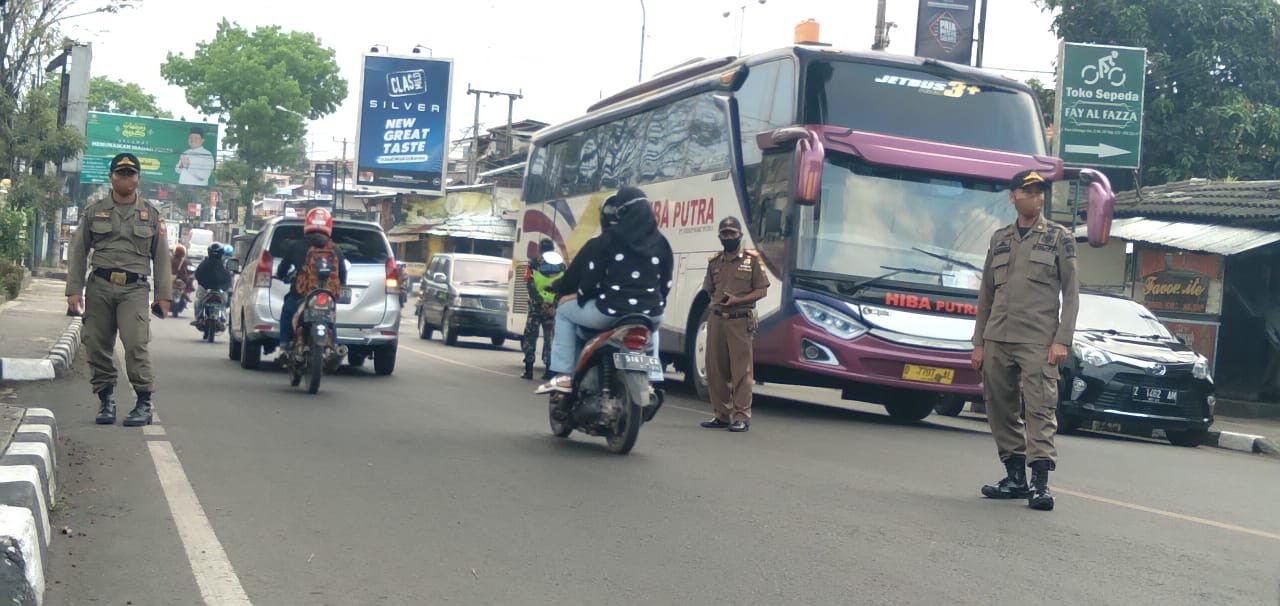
[92,268,147,285]
[712,309,753,320]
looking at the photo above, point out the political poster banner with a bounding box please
[81,112,219,186]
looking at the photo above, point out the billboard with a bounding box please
[914,0,977,65]
[314,163,335,201]
[355,53,452,195]
[81,112,219,186]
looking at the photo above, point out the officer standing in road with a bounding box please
[66,153,172,427]
[971,170,1079,511]
[701,217,769,432]
[521,238,557,380]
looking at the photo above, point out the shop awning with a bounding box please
[1077,217,1280,256]
[387,234,421,244]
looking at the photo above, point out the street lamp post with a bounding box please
[723,0,766,57]
[638,0,646,82]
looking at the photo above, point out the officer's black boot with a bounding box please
[1027,460,1055,511]
[520,363,534,380]
[981,456,1029,499]
[123,391,153,427]
[94,387,116,425]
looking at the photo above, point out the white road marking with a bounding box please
[147,441,251,605]
[143,425,166,436]
[400,345,519,378]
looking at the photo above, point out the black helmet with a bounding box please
[601,186,647,229]
[208,242,225,258]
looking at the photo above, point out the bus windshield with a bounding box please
[802,59,1045,155]
[795,153,1015,291]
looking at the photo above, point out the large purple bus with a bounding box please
[509,45,1114,420]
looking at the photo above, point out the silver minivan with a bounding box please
[227,217,401,375]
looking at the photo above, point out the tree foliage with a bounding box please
[160,19,346,221]
[1040,0,1280,185]
[0,1,134,102]
[87,75,171,117]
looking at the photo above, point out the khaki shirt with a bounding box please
[66,196,172,299]
[703,248,770,311]
[973,216,1079,346]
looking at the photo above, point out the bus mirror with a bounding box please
[1078,168,1115,248]
[756,127,824,205]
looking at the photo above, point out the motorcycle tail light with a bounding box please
[622,327,649,350]
[315,291,331,307]
[385,258,399,291]
[254,251,273,288]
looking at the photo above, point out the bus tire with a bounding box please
[684,304,711,401]
[884,391,935,421]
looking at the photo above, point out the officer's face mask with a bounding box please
[719,232,741,251]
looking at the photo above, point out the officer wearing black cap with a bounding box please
[700,216,769,432]
[971,169,1079,510]
[66,153,172,427]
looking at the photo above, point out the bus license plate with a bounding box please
[613,352,662,373]
[902,364,954,385]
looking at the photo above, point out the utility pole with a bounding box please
[465,85,522,184]
[974,0,989,67]
[332,138,350,209]
[872,0,893,51]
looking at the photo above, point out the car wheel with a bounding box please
[933,395,967,417]
[490,335,506,348]
[442,310,459,346]
[228,320,243,361]
[239,315,261,370]
[1165,428,1209,447]
[348,352,367,367]
[417,312,433,340]
[684,304,710,401]
[374,344,397,376]
[884,391,935,421]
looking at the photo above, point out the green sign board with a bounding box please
[81,112,219,187]
[1054,42,1146,169]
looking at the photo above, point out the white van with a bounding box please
[187,228,215,260]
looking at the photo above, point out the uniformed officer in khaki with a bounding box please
[971,169,1079,511]
[66,153,172,427]
[701,217,770,432]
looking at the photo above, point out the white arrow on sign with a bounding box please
[1064,142,1128,158]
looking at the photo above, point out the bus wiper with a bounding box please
[912,247,982,273]
[846,266,949,297]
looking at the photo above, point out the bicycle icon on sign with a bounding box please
[1081,51,1126,86]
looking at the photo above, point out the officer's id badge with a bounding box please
[94,211,110,218]
[139,210,149,221]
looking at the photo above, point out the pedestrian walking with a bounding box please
[701,217,769,432]
[66,153,172,427]
[971,169,1079,511]
[521,238,558,380]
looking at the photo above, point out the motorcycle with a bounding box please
[170,279,190,317]
[281,256,347,394]
[196,289,228,343]
[547,314,664,454]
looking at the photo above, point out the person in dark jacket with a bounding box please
[276,208,348,352]
[190,242,234,326]
[536,186,673,394]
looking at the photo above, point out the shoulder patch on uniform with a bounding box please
[745,249,760,257]
[707,253,719,262]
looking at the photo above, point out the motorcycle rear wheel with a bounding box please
[306,342,324,394]
[204,322,216,343]
[288,350,302,387]
[548,395,573,438]
[605,400,642,454]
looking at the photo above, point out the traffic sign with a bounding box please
[1054,42,1146,169]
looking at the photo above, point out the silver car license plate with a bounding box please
[613,352,661,373]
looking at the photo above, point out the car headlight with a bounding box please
[1193,356,1211,381]
[795,300,867,340]
[1075,343,1111,367]
[453,296,483,309]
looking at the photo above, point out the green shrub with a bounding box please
[0,259,22,299]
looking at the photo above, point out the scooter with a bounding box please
[546,314,664,454]
[170,279,190,317]
[282,257,347,394]
[196,289,228,343]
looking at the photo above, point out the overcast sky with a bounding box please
[65,0,1061,161]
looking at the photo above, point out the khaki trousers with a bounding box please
[82,275,155,394]
[706,312,755,423]
[981,340,1057,467]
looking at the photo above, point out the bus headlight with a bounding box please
[795,300,867,340]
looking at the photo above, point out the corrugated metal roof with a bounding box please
[425,214,516,242]
[1077,216,1280,255]
[1114,179,1280,222]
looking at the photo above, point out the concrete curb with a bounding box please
[0,317,81,383]
[0,407,58,605]
[1207,430,1280,458]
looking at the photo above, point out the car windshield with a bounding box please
[1077,294,1173,339]
[794,152,1014,291]
[268,225,391,263]
[454,260,509,284]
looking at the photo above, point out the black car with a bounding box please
[1058,292,1215,446]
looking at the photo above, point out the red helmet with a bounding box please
[304,207,333,236]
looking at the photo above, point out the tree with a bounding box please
[1040,0,1280,186]
[87,76,172,117]
[160,19,347,224]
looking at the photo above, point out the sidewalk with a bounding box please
[0,276,82,382]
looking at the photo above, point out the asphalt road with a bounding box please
[11,310,1280,605]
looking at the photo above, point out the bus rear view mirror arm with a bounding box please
[756,127,825,206]
[1065,167,1116,248]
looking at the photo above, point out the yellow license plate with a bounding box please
[902,364,954,385]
